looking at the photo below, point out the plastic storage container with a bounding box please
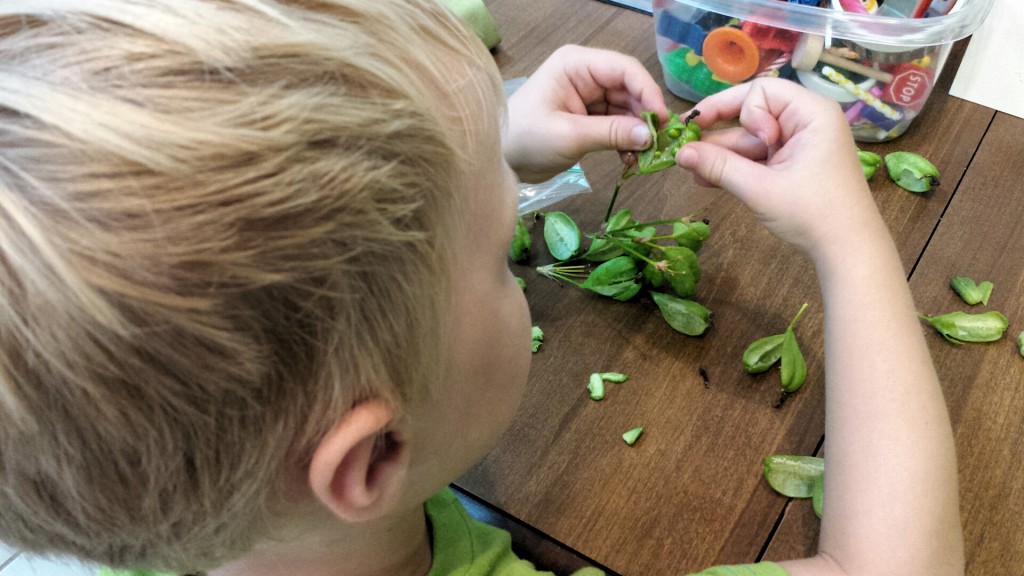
[653,0,994,141]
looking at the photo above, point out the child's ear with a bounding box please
[308,399,410,523]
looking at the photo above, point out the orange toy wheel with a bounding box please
[702,27,760,84]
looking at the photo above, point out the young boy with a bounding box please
[0,2,962,576]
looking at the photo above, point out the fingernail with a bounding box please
[631,124,650,148]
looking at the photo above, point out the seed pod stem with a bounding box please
[787,302,809,332]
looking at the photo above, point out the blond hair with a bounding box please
[0,0,502,571]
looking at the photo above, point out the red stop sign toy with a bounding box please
[883,63,935,113]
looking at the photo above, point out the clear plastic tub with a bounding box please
[653,0,994,141]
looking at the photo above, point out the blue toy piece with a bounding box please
[656,11,708,55]
[786,0,825,5]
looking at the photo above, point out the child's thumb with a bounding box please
[676,142,766,202]
[570,115,652,155]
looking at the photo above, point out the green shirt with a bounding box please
[100,488,789,576]
[425,488,788,576]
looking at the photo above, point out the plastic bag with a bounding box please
[516,165,591,216]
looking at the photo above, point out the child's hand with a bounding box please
[503,45,668,183]
[676,78,877,259]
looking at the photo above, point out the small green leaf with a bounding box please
[543,211,581,261]
[622,426,644,446]
[583,210,636,261]
[515,276,526,291]
[651,292,711,336]
[763,454,824,499]
[950,276,993,306]
[919,310,1008,344]
[582,256,642,301]
[1017,330,1024,358]
[531,325,543,353]
[508,216,531,262]
[742,333,785,374]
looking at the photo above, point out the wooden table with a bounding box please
[457,2,1024,574]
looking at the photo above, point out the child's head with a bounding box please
[0,0,528,572]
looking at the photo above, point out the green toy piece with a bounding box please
[663,47,731,97]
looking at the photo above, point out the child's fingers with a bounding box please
[692,78,834,146]
[555,45,668,121]
[563,114,653,155]
[676,140,775,205]
[697,126,769,162]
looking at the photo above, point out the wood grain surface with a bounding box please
[458,2,1023,574]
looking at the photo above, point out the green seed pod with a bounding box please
[659,245,701,299]
[651,292,711,336]
[780,327,807,394]
[641,260,666,289]
[742,333,786,374]
[582,256,641,301]
[763,454,824,499]
[600,372,630,383]
[508,216,531,262]
[587,373,606,401]
[635,111,701,175]
[672,219,711,252]
[543,211,581,261]
[857,149,882,181]
[623,226,656,260]
[622,426,644,446]
[919,310,1009,344]
[884,151,940,192]
[950,276,993,306]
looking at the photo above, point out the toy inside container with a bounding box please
[653,0,994,142]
